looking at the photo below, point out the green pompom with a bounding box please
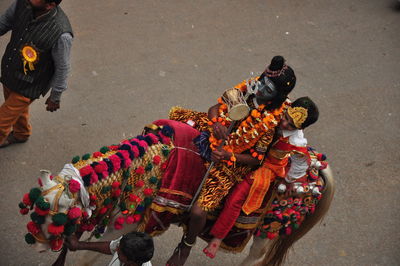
[162,146,170,157]
[64,224,77,236]
[19,202,26,209]
[119,202,127,211]
[29,188,42,202]
[149,176,158,184]
[144,197,152,207]
[95,233,101,239]
[100,146,109,154]
[25,233,36,244]
[30,212,45,225]
[260,232,267,239]
[103,198,112,205]
[101,186,111,194]
[82,153,91,160]
[35,197,50,210]
[52,213,68,226]
[145,163,153,171]
[124,185,132,192]
[102,218,109,225]
[72,156,80,164]
[292,223,300,230]
[123,170,130,179]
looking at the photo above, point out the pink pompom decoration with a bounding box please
[133,214,142,222]
[90,172,99,185]
[109,155,121,172]
[68,207,82,220]
[79,165,94,177]
[94,161,108,177]
[147,133,159,144]
[138,140,148,150]
[69,179,81,193]
[115,217,125,225]
[131,145,139,158]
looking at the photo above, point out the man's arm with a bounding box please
[65,235,112,255]
[46,32,73,111]
[0,0,16,36]
[211,148,260,166]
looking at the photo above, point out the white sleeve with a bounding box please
[109,237,123,255]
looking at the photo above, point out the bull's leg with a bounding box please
[240,236,271,266]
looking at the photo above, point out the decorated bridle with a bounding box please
[19,172,83,251]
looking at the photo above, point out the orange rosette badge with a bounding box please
[21,45,39,75]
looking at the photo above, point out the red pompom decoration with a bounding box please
[79,165,94,177]
[135,180,145,188]
[20,208,29,215]
[135,166,145,175]
[112,189,121,198]
[267,232,277,240]
[67,207,82,220]
[48,223,64,235]
[94,160,108,176]
[92,151,103,158]
[161,162,168,170]
[147,133,159,145]
[68,179,81,193]
[115,217,125,225]
[22,193,32,206]
[138,140,148,150]
[34,206,50,216]
[90,172,99,185]
[143,188,153,196]
[133,214,142,222]
[126,216,135,224]
[50,238,64,252]
[129,194,141,203]
[90,195,97,201]
[99,207,108,215]
[285,227,292,235]
[131,145,139,158]
[27,221,40,235]
[114,223,123,230]
[112,181,121,189]
[109,154,121,172]
[153,155,161,165]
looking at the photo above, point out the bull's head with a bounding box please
[19,170,83,252]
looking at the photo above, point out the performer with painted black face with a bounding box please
[165,56,296,266]
[203,96,320,259]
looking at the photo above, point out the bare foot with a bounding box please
[203,238,222,259]
[166,242,192,266]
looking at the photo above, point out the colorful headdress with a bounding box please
[287,106,308,129]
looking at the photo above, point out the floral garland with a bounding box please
[19,126,175,250]
[208,96,287,165]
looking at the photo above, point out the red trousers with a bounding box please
[0,85,33,144]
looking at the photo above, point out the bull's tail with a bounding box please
[257,166,335,266]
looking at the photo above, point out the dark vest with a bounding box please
[1,0,72,99]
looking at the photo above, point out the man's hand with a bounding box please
[45,97,60,112]
[212,122,228,140]
[211,148,230,163]
[65,235,80,251]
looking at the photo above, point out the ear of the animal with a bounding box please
[40,170,57,188]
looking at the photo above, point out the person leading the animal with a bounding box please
[203,96,319,259]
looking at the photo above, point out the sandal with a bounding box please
[0,132,28,149]
[166,236,195,266]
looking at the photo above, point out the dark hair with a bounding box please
[120,232,154,264]
[291,96,319,128]
[261,56,296,110]
[45,0,62,5]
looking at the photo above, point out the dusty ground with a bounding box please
[0,0,399,265]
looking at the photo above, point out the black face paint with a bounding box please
[254,76,278,103]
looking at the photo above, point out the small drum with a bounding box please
[222,88,250,121]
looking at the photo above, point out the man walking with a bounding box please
[0,0,73,148]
